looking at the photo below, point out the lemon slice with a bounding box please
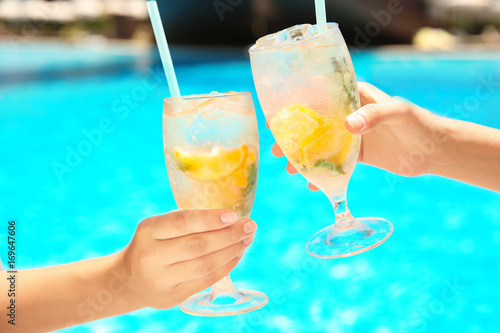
[173,145,247,181]
[271,104,353,171]
[329,132,352,167]
[300,121,352,169]
[234,147,257,188]
[270,105,323,159]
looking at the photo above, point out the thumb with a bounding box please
[344,97,409,134]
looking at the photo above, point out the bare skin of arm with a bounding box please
[272,82,500,192]
[1,209,257,332]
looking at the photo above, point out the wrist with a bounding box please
[427,114,456,176]
[106,249,145,312]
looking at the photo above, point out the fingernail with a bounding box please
[346,113,366,129]
[221,211,237,223]
[243,235,254,245]
[243,221,257,234]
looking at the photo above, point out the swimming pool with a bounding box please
[1,42,499,332]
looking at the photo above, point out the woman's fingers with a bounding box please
[308,183,320,191]
[171,256,242,303]
[345,97,412,135]
[167,237,252,282]
[271,142,284,157]
[159,218,257,263]
[286,162,298,175]
[271,143,298,174]
[272,144,298,174]
[147,209,238,240]
[271,144,318,191]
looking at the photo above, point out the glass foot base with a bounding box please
[306,217,393,259]
[180,290,268,317]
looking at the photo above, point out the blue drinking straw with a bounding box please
[147,0,181,98]
[315,0,328,34]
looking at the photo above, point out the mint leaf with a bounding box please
[244,163,257,196]
[343,84,353,100]
[314,161,344,174]
[343,84,357,106]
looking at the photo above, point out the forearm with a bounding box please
[430,117,500,192]
[1,251,141,332]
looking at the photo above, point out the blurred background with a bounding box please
[1,1,500,333]
[1,0,500,47]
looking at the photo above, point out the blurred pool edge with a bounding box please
[2,38,500,86]
[0,39,251,85]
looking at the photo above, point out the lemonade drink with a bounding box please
[168,144,257,218]
[163,92,259,219]
[162,91,268,315]
[249,23,360,199]
[150,0,268,314]
[249,23,393,259]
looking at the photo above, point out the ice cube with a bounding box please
[254,33,278,49]
[252,24,320,51]
[288,24,315,42]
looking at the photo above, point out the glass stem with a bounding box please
[330,195,355,230]
[209,275,237,297]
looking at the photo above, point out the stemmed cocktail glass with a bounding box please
[249,23,393,258]
[163,91,268,315]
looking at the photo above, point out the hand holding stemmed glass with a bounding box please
[163,91,268,315]
[147,0,267,316]
[249,23,393,258]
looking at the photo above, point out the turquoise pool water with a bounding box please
[1,42,500,333]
